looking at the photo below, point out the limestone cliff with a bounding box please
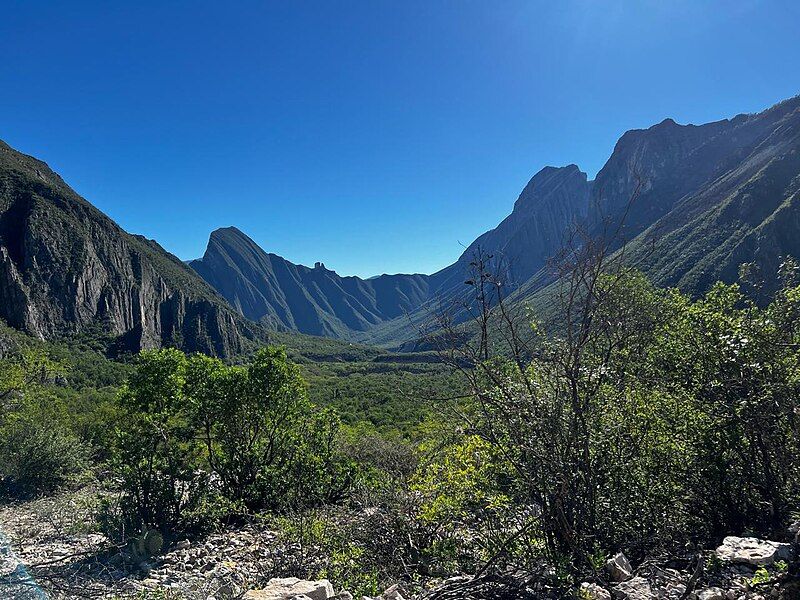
[0,140,262,356]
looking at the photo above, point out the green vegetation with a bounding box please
[0,259,798,598]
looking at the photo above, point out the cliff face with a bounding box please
[0,140,261,356]
[599,96,800,298]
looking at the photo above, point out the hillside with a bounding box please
[0,140,264,357]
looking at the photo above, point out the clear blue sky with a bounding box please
[1,1,798,278]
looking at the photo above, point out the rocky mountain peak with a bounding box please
[513,164,588,213]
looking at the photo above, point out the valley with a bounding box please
[0,94,799,600]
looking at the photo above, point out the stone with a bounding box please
[697,587,725,600]
[611,577,655,600]
[606,552,634,582]
[715,537,792,566]
[243,577,335,600]
[580,581,612,600]
[380,585,405,600]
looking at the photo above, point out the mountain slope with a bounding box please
[0,140,263,357]
[189,164,589,341]
[598,96,800,297]
[215,96,800,347]
[428,164,591,296]
[189,227,432,338]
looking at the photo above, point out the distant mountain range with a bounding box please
[190,96,800,345]
[1,95,799,353]
[188,162,590,340]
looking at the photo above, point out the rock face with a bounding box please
[715,536,792,566]
[243,577,334,600]
[0,140,262,356]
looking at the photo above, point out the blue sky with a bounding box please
[1,1,799,278]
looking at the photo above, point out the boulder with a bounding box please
[606,552,634,582]
[243,578,335,600]
[580,581,612,600]
[715,536,792,566]
[611,577,655,600]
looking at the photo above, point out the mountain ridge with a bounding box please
[190,95,800,346]
[2,94,799,351]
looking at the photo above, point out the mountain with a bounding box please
[189,227,431,338]
[4,95,798,353]
[189,164,589,340]
[427,164,591,294]
[599,97,800,297]
[192,95,800,347]
[0,140,263,357]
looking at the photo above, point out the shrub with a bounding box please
[108,346,358,538]
[187,348,356,511]
[109,348,207,537]
[0,396,88,497]
[439,254,800,568]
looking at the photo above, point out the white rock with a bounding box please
[606,552,634,582]
[580,581,612,600]
[244,577,335,600]
[715,536,792,566]
[612,576,655,600]
[697,587,725,600]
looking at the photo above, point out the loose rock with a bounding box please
[243,577,335,600]
[606,552,634,582]
[612,576,655,600]
[581,581,612,600]
[715,537,792,566]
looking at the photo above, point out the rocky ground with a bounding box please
[0,487,280,598]
[0,486,797,599]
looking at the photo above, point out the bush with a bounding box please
[187,348,356,511]
[437,257,800,569]
[110,348,207,537]
[0,396,88,497]
[107,346,358,539]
